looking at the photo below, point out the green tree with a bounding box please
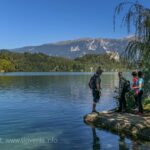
[0,59,15,72]
[114,0,150,97]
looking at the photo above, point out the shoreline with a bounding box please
[0,72,120,76]
[84,110,150,141]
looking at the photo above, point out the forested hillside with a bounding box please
[0,50,129,72]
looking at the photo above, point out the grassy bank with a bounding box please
[144,98,150,111]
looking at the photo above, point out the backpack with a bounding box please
[123,80,131,93]
[89,74,97,89]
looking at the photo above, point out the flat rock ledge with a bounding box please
[84,111,150,141]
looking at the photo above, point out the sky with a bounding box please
[0,0,149,49]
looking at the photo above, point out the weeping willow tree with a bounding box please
[114,0,150,97]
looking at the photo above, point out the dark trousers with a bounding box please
[119,91,126,111]
[138,90,143,113]
[134,95,138,107]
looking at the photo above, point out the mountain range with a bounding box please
[11,37,134,59]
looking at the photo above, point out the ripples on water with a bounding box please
[0,72,149,150]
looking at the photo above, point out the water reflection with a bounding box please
[89,126,150,150]
[92,128,100,150]
[0,72,149,150]
[119,134,129,150]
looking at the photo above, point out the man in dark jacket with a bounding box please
[117,72,127,112]
[89,67,103,112]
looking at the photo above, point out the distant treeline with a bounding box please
[0,50,131,72]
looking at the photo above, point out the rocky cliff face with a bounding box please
[12,37,134,59]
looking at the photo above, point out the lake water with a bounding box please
[0,72,149,150]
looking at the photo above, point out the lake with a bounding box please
[0,72,149,150]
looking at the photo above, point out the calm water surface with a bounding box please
[0,72,149,150]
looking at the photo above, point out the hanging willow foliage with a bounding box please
[114,1,150,60]
[114,0,150,97]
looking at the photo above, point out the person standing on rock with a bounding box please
[133,71,144,115]
[117,72,127,112]
[131,71,139,108]
[89,67,103,113]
